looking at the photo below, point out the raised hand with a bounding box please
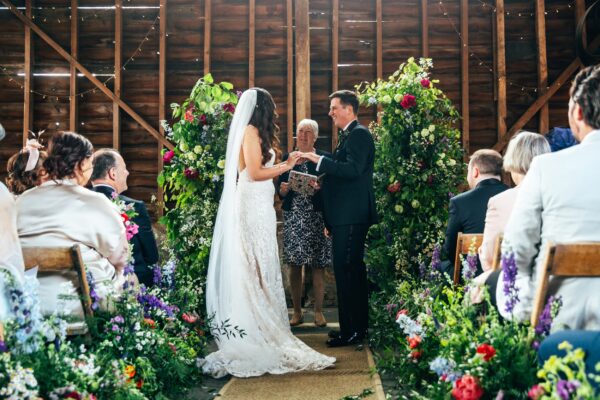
[286,151,302,168]
[300,152,320,164]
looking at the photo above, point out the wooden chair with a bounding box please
[491,235,503,271]
[530,242,600,327]
[22,244,93,334]
[453,232,484,285]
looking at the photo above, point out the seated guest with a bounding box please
[6,139,48,195]
[478,131,550,271]
[441,149,508,276]
[495,65,600,329]
[538,330,600,389]
[90,148,159,287]
[277,119,332,327]
[0,123,25,321]
[17,132,129,321]
[545,126,577,152]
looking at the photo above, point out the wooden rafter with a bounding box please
[113,0,122,151]
[376,0,382,80]
[70,0,78,132]
[249,0,255,87]
[495,0,507,142]
[331,0,339,149]
[535,0,549,133]
[157,0,167,216]
[1,0,174,150]
[22,0,33,146]
[421,0,428,57]
[286,0,293,151]
[204,0,211,75]
[295,0,310,123]
[575,0,586,46]
[492,35,600,152]
[460,0,469,155]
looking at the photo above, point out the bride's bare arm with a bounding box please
[242,125,299,181]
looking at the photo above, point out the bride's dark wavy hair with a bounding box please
[248,87,281,165]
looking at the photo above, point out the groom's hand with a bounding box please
[300,152,320,164]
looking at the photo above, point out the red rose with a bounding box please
[400,94,416,109]
[452,375,484,400]
[476,343,496,361]
[410,350,423,359]
[182,312,198,324]
[168,342,177,353]
[184,168,199,180]
[184,109,195,123]
[387,181,401,193]
[223,103,236,113]
[163,150,175,164]
[395,309,408,320]
[64,393,81,400]
[427,175,434,185]
[198,114,207,124]
[528,385,545,400]
[121,213,129,223]
[136,379,144,389]
[421,78,431,88]
[408,335,422,349]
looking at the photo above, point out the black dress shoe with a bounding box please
[328,329,340,339]
[326,332,363,347]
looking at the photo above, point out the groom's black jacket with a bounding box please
[92,185,159,287]
[318,120,378,229]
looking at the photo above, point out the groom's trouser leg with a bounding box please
[332,224,369,338]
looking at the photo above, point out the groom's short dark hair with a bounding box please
[91,148,119,181]
[329,90,359,115]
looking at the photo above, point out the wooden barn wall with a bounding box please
[0,0,596,205]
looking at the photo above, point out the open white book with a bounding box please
[288,170,325,196]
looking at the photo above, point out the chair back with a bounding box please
[530,242,600,326]
[453,232,484,285]
[22,245,94,323]
[491,235,503,271]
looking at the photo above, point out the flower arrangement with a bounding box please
[356,57,465,288]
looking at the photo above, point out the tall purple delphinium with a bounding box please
[85,271,101,311]
[136,287,178,318]
[535,295,563,336]
[431,244,442,273]
[556,379,580,400]
[461,253,478,281]
[153,265,163,287]
[501,250,520,314]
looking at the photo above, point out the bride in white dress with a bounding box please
[201,88,336,378]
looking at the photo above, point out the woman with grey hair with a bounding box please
[478,130,551,271]
[277,119,332,327]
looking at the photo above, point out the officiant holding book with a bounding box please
[277,119,332,328]
[302,90,377,347]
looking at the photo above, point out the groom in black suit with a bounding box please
[303,90,377,346]
[90,148,159,287]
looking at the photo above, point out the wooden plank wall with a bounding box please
[0,0,596,205]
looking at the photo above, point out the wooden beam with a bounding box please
[376,0,382,80]
[331,0,339,149]
[295,0,311,123]
[249,0,255,87]
[460,0,469,155]
[286,0,293,152]
[22,0,33,146]
[495,0,507,142]
[535,0,549,133]
[158,0,166,216]
[204,0,211,75]
[492,35,600,152]
[575,0,586,47]
[0,0,174,150]
[113,0,122,151]
[69,0,78,132]
[421,0,428,58]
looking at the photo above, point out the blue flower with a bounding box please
[501,250,520,314]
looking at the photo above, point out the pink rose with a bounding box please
[420,78,431,88]
[387,181,401,193]
[163,150,175,164]
[184,109,195,123]
[527,385,545,400]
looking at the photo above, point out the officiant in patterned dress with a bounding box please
[276,119,332,328]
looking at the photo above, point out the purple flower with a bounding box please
[501,251,520,314]
[124,263,135,276]
[431,244,441,272]
[531,340,540,350]
[136,292,178,318]
[385,303,398,314]
[556,379,580,400]
[114,315,124,324]
[153,265,162,286]
[86,271,101,311]
[0,340,7,352]
[461,253,478,281]
[535,295,563,336]
[111,324,119,332]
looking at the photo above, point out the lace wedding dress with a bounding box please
[201,90,335,378]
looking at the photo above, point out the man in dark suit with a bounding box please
[441,149,508,276]
[302,90,377,347]
[90,148,159,287]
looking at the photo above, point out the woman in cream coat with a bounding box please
[17,132,128,321]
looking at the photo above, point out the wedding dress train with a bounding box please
[201,90,335,378]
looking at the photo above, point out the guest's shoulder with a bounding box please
[489,186,519,206]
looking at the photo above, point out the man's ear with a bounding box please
[471,165,480,179]
[107,166,117,180]
[576,103,585,122]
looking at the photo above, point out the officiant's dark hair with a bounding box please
[329,90,359,115]
[570,65,600,129]
[44,131,93,180]
[249,87,281,165]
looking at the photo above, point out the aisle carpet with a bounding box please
[216,323,385,400]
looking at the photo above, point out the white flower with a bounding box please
[217,159,225,169]
[394,93,403,103]
[194,145,203,154]
[428,124,435,132]
[382,95,392,104]
[429,134,434,142]
[421,129,429,138]
[447,158,457,166]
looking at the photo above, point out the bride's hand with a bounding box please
[286,151,302,168]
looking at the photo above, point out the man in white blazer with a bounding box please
[496,65,600,330]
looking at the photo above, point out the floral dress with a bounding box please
[282,163,332,268]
